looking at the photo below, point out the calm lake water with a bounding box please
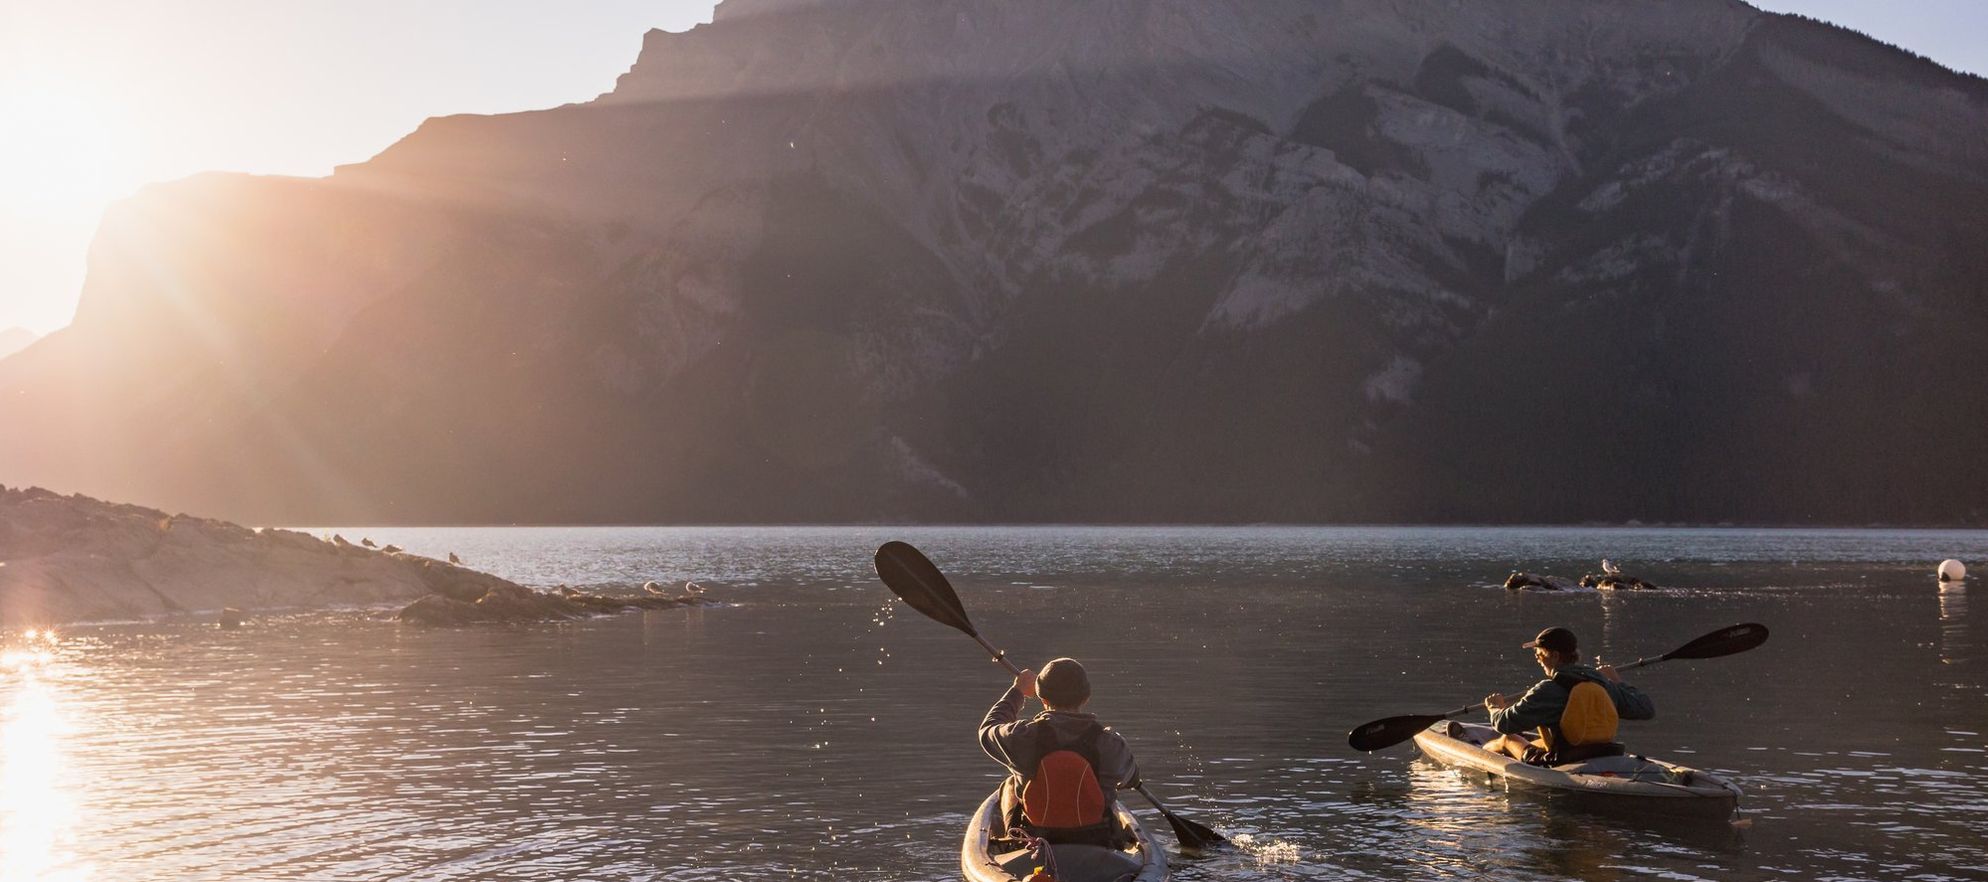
[3,526,1983,881]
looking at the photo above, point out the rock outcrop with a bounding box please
[1580,572,1659,591]
[1504,571,1585,592]
[395,582,704,626]
[0,485,705,625]
[2,1,1985,525]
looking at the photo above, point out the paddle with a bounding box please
[1346,622,1770,753]
[873,540,1229,852]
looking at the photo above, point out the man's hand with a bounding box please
[1484,692,1509,711]
[1597,663,1622,684]
[1014,668,1038,698]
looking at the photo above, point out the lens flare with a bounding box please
[1,646,89,881]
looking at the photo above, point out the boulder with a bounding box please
[1580,573,1659,591]
[1503,571,1583,592]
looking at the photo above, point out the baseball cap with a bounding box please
[1522,627,1578,655]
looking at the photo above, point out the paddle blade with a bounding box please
[1346,714,1448,753]
[874,541,977,635]
[1132,783,1228,851]
[1662,622,1769,661]
[1164,811,1227,852]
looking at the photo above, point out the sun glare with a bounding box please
[0,81,135,224]
[0,644,87,882]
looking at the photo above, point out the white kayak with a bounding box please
[1414,721,1742,819]
[961,789,1168,882]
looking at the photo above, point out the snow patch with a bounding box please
[1363,355,1423,404]
[889,436,972,502]
[1555,235,1673,285]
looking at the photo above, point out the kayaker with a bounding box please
[978,657,1140,847]
[1482,627,1655,764]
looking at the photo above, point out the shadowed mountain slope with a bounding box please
[2,0,1984,524]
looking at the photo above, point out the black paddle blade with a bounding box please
[1346,713,1448,753]
[1662,622,1769,661]
[1165,812,1227,851]
[873,541,977,636]
[1132,783,1228,851]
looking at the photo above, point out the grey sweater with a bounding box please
[978,685,1140,807]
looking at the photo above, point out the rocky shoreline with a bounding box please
[0,485,707,626]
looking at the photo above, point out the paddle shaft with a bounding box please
[873,541,1228,848]
[1438,654,1664,718]
[975,635,1024,677]
[1349,623,1768,753]
[959,612,1221,846]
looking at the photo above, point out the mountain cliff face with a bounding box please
[3,0,1985,524]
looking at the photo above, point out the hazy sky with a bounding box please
[0,1,722,334]
[0,0,1982,335]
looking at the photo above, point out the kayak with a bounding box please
[1413,721,1742,819]
[961,789,1168,882]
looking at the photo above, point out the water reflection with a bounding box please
[2,630,87,882]
[1939,582,1967,669]
[9,528,1988,880]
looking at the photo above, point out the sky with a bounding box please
[0,0,1983,336]
[0,0,722,335]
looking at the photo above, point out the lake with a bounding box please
[2,526,1982,881]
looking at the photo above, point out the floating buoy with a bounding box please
[1938,560,1966,582]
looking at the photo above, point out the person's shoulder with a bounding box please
[1557,664,1612,685]
[1096,723,1133,752]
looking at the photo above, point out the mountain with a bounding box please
[0,327,35,360]
[2,0,1985,525]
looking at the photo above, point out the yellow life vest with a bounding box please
[1546,677,1621,748]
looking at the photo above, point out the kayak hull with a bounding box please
[961,789,1168,882]
[1413,721,1741,820]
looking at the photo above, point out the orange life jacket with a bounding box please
[1021,722,1108,832]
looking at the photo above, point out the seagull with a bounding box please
[448,552,461,564]
[332,534,351,547]
[361,538,377,548]
[1601,559,1622,575]
[683,581,705,596]
[382,544,403,554]
[642,581,667,597]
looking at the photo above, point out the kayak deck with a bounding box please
[1413,721,1741,818]
[961,789,1167,882]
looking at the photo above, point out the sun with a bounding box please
[0,80,135,224]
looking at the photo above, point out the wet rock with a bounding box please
[1580,573,1658,590]
[394,581,701,625]
[397,594,477,626]
[1504,571,1582,592]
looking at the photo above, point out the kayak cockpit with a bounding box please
[962,789,1167,882]
[1415,721,1743,817]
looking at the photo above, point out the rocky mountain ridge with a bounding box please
[1,0,1983,524]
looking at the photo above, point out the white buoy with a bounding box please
[1938,559,1966,582]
